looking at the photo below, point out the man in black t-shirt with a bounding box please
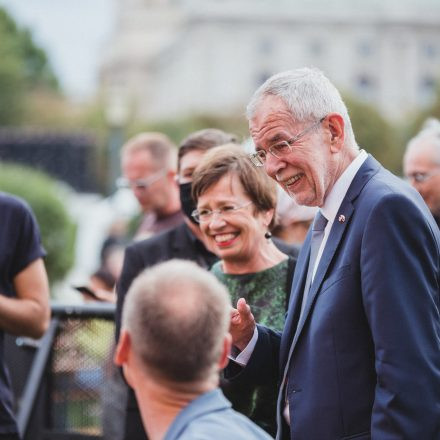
[0,192,50,439]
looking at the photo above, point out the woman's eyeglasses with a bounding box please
[191,201,252,223]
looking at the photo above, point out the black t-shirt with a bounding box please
[0,193,46,434]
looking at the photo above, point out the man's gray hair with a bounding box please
[406,118,440,164]
[246,67,356,146]
[121,259,231,383]
[121,132,177,171]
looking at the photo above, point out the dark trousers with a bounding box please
[0,434,20,440]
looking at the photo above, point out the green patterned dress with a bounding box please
[211,258,291,436]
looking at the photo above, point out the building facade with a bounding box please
[100,0,440,122]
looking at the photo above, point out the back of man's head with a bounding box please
[121,132,177,171]
[121,259,231,384]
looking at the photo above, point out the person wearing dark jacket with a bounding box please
[227,68,440,440]
[116,129,236,440]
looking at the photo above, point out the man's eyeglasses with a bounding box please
[249,116,326,167]
[191,201,252,223]
[406,169,440,184]
[116,169,167,190]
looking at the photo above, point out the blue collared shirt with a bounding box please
[164,388,273,440]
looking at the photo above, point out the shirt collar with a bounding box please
[164,389,230,440]
[321,150,368,223]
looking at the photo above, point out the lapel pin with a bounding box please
[338,214,345,223]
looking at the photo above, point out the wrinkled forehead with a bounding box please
[249,94,291,123]
[122,148,161,170]
[249,95,299,147]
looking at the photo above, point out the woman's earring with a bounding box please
[264,231,272,240]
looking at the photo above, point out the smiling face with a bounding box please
[197,173,273,264]
[250,94,340,207]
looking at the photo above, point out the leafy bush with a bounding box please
[401,81,440,147]
[0,8,60,125]
[127,113,249,145]
[344,95,401,174]
[0,162,76,287]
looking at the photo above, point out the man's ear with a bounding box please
[114,330,131,367]
[325,113,345,152]
[218,333,232,370]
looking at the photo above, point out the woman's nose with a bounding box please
[207,212,227,229]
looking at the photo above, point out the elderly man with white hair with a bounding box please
[403,118,440,228]
[228,67,440,440]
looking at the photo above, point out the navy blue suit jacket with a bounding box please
[232,156,440,439]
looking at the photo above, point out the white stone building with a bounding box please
[100,0,440,122]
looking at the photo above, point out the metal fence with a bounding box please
[5,303,119,440]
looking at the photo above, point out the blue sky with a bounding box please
[0,0,116,100]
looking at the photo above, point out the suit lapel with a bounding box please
[293,201,354,342]
[279,232,311,366]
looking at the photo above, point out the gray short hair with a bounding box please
[246,67,356,146]
[406,118,440,164]
[121,259,231,383]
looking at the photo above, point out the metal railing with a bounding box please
[5,303,118,440]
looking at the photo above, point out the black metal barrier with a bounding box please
[5,303,117,440]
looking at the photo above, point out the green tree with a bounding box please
[127,113,249,145]
[344,95,401,174]
[0,7,59,125]
[401,81,440,145]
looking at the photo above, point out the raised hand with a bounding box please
[230,298,256,351]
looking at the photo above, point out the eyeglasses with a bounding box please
[249,116,326,167]
[406,169,440,184]
[116,169,167,190]
[191,201,252,223]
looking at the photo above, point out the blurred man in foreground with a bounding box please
[0,192,50,439]
[119,132,183,239]
[403,118,440,228]
[114,259,272,440]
